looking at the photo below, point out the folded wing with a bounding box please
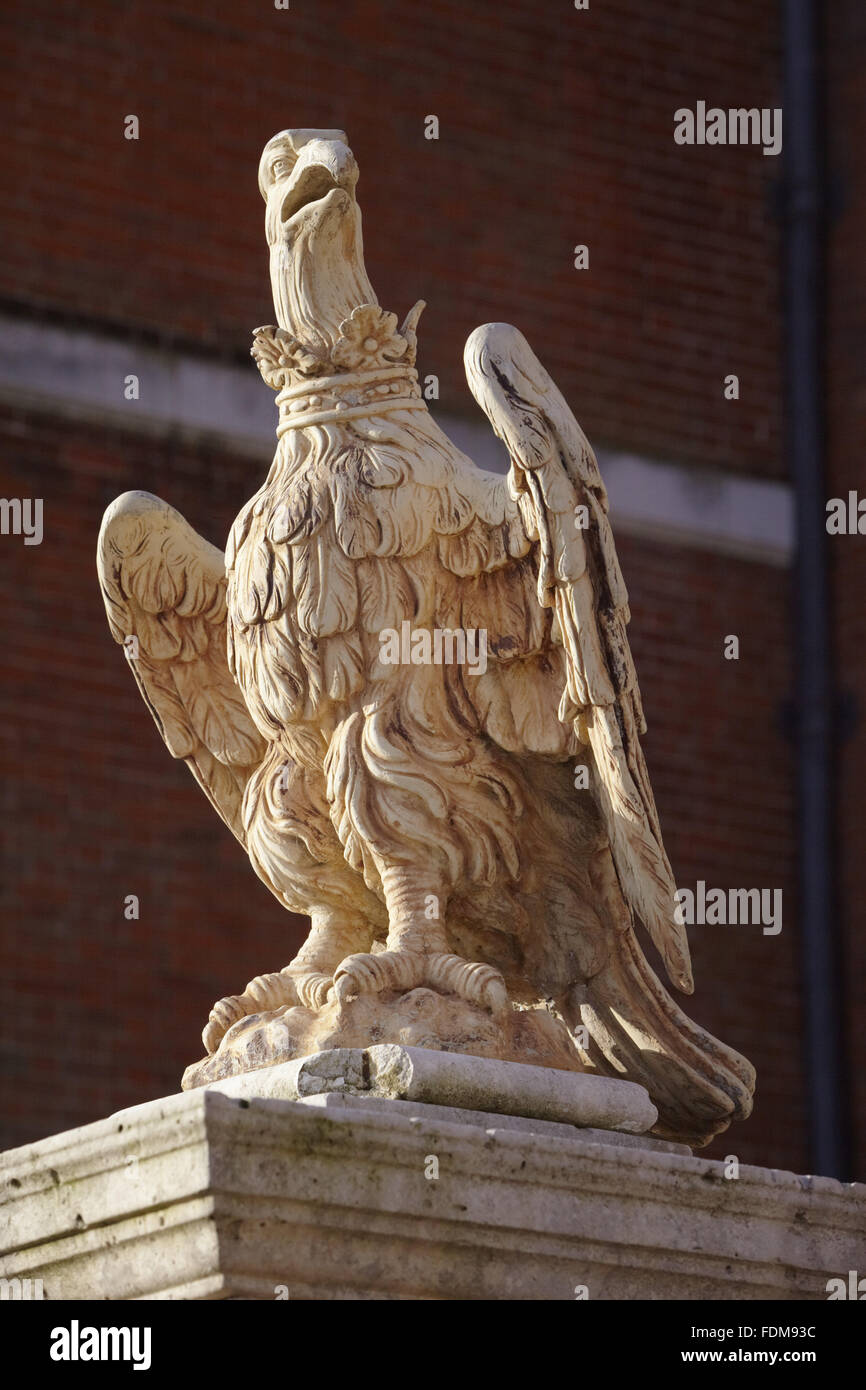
[464,322,693,994]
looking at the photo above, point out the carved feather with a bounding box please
[97,490,266,846]
[464,322,694,994]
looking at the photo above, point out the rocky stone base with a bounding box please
[183,987,583,1089]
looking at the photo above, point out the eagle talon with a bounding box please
[327,947,510,1015]
[330,948,426,1002]
[424,953,509,1014]
[279,965,334,1010]
[203,965,327,1054]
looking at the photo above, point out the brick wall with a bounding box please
[0,408,306,1144]
[827,1,866,1176]
[1,0,781,473]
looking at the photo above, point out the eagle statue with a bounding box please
[97,129,755,1146]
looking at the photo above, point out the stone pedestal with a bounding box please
[1,1049,862,1300]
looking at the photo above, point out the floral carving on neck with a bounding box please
[251,299,425,390]
[251,326,329,390]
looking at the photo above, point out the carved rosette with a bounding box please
[250,327,329,389]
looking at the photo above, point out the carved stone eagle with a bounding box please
[97,129,754,1145]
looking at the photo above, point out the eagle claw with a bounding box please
[330,948,509,1014]
[202,964,333,1054]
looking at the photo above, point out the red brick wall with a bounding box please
[1,0,781,474]
[827,1,866,1176]
[623,536,802,1170]
[0,410,305,1144]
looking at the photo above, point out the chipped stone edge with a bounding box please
[204,1045,659,1135]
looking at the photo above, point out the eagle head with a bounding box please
[259,129,378,351]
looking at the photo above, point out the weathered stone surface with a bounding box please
[96,127,755,1149]
[202,1046,658,1135]
[1,1090,862,1301]
[293,1092,690,1155]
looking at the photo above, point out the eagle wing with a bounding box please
[464,322,693,995]
[97,490,266,846]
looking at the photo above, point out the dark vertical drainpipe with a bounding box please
[783,0,848,1178]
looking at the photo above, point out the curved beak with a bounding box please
[279,138,359,224]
